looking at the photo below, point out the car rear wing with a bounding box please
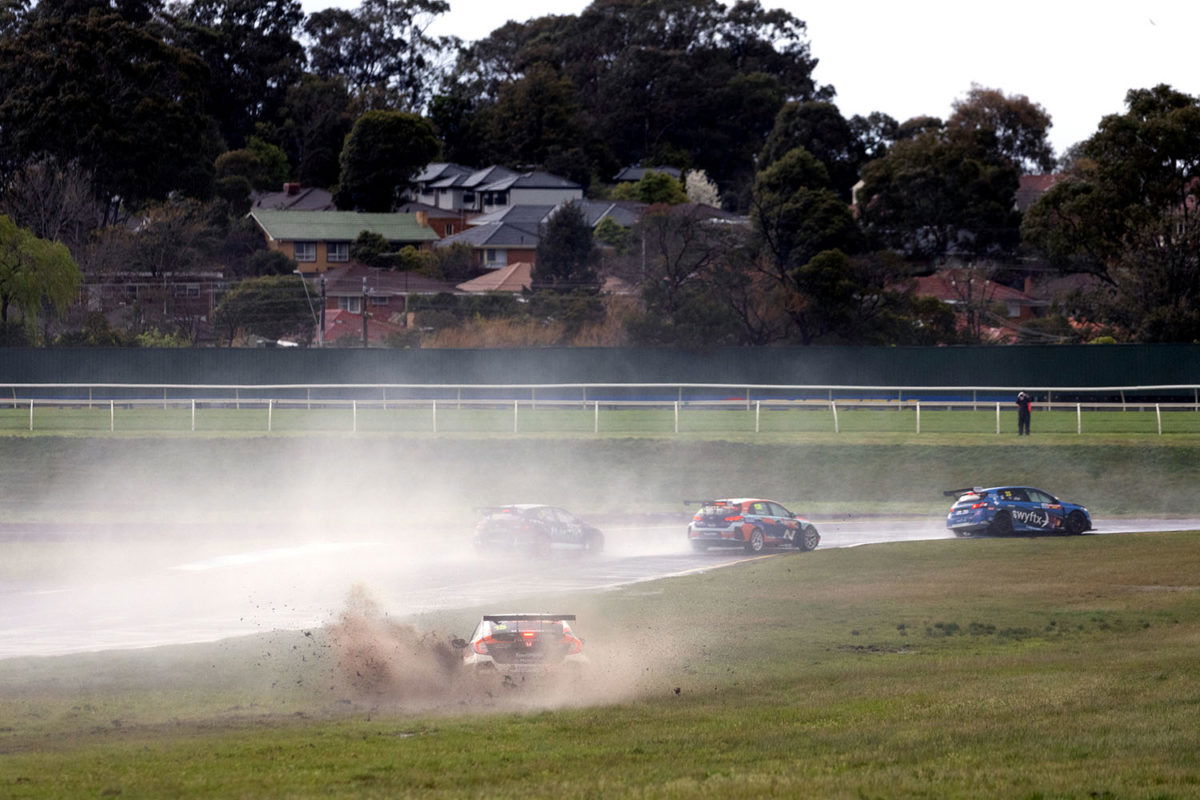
[942,487,983,497]
[483,614,576,622]
[684,499,724,506]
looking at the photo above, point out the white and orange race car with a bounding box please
[685,498,820,554]
[452,613,587,674]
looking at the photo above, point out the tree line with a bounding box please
[0,0,1196,346]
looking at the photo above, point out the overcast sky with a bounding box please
[300,0,1200,158]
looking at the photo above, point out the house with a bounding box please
[912,269,1049,341]
[309,263,459,344]
[476,171,583,213]
[614,165,682,183]
[252,183,336,211]
[434,220,540,269]
[1015,174,1066,213]
[456,262,533,293]
[394,200,471,239]
[249,209,439,274]
[408,164,584,214]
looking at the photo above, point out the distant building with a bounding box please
[249,209,439,274]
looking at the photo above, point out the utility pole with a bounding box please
[361,276,369,348]
[319,274,326,348]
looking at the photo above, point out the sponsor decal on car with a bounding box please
[1011,508,1051,527]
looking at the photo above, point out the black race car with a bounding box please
[473,505,604,555]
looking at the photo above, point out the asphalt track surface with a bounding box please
[3,516,1199,660]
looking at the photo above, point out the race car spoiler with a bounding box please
[942,487,984,497]
[683,499,723,506]
[483,614,576,622]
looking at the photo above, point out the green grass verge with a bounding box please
[3,532,1199,798]
[3,404,1200,436]
[0,434,1198,525]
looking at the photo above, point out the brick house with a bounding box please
[249,209,439,274]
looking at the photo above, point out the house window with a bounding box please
[485,191,508,206]
[484,248,507,267]
[328,242,349,262]
[294,241,316,262]
[462,191,475,205]
[339,296,362,313]
[370,295,389,306]
[445,223,456,235]
[1006,302,1021,318]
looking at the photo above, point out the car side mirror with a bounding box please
[450,638,467,649]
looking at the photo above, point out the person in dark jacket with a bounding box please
[1016,391,1032,435]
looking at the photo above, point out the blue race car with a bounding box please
[944,486,1092,536]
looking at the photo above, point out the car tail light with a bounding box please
[970,502,989,509]
[473,639,489,655]
[521,631,537,639]
[724,515,743,522]
[563,634,582,655]
[692,514,702,521]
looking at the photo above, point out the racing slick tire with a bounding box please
[989,512,1014,536]
[744,528,765,553]
[1065,511,1089,535]
[583,531,605,554]
[797,525,820,552]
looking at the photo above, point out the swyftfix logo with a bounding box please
[1011,508,1053,528]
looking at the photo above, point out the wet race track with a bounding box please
[4,516,1200,660]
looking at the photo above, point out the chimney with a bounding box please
[284,182,301,195]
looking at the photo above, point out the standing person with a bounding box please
[1016,391,1032,435]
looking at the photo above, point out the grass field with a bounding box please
[2,531,1199,798]
[1,433,1199,525]
[4,403,1200,436]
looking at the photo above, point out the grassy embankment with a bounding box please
[3,403,1200,436]
[2,531,1199,798]
[0,434,1198,526]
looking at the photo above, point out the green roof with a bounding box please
[250,209,439,243]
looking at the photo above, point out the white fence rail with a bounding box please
[2,382,1198,435]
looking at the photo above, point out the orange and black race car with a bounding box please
[452,613,587,675]
[685,498,820,553]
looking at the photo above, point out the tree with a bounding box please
[0,9,221,217]
[213,274,313,345]
[623,203,743,347]
[447,0,827,204]
[948,84,1056,173]
[685,170,721,207]
[172,0,306,149]
[214,137,291,192]
[611,172,688,205]
[267,74,354,189]
[0,155,103,255]
[1022,85,1200,341]
[760,101,864,200]
[483,64,585,172]
[334,110,439,211]
[858,126,1021,263]
[304,0,458,112]
[531,202,598,293]
[0,215,82,332]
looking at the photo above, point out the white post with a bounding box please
[191,399,196,432]
[531,387,536,410]
[89,387,93,409]
[306,387,311,410]
[674,401,679,434]
[1076,403,1082,434]
[831,401,839,433]
[1156,404,1162,435]
[745,388,750,411]
[915,401,921,434]
[163,387,167,411]
[432,400,438,433]
[513,400,519,433]
[353,400,358,432]
[995,403,1001,434]
[268,399,273,432]
[593,400,599,434]
[28,399,33,431]
[236,388,240,411]
[110,400,114,432]
[755,400,761,434]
